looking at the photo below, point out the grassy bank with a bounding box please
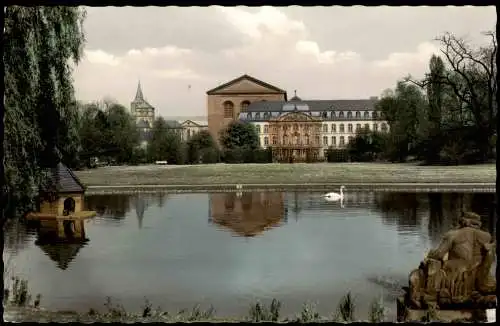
[3,277,384,322]
[74,163,496,186]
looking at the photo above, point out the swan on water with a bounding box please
[324,186,345,201]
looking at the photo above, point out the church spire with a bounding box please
[134,80,144,102]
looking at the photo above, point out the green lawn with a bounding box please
[74,163,496,186]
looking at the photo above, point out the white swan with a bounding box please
[324,186,345,201]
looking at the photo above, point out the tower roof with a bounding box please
[289,90,302,102]
[134,80,145,102]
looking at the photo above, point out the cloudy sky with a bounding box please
[73,6,495,118]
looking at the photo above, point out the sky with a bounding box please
[72,6,496,118]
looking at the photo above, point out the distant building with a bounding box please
[206,74,390,162]
[130,81,155,146]
[179,119,208,141]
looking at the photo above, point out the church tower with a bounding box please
[131,81,155,143]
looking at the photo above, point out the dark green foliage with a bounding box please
[78,101,139,166]
[326,148,349,162]
[219,121,259,151]
[147,118,185,165]
[348,128,386,162]
[186,130,219,164]
[3,6,86,219]
[219,121,270,163]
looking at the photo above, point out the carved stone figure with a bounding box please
[407,212,496,309]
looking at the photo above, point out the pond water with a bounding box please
[3,191,497,320]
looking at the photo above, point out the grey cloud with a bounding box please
[83,6,245,55]
[281,6,496,61]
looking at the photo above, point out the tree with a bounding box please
[147,118,185,164]
[348,128,386,162]
[106,103,140,164]
[375,82,427,162]
[186,130,219,164]
[3,6,86,219]
[406,31,497,163]
[219,121,260,151]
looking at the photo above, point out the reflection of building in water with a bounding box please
[209,192,286,237]
[35,238,88,270]
[85,194,131,219]
[131,195,154,229]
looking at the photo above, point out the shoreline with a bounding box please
[75,163,496,191]
[85,182,496,195]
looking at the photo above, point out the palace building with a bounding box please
[206,74,389,162]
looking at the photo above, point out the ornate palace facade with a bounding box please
[207,75,389,162]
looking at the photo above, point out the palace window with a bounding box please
[295,134,300,145]
[256,125,261,133]
[372,111,378,119]
[305,135,310,145]
[347,111,353,118]
[339,111,345,118]
[364,111,370,119]
[348,136,353,143]
[223,101,234,118]
[315,135,320,145]
[348,124,353,133]
[381,123,388,132]
[323,124,328,132]
[255,112,261,119]
[283,135,287,144]
[322,112,328,118]
[364,123,370,130]
[356,123,361,131]
[264,137,269,146]
[331,136,336,146]
[323,136,328,146]
[339,136,345,146]
[373,124,378,131]
[263,112,270,119]
[264,125,269,133]
[355,111,361,118]
[247,113,252,119]
[293,124,299,131]
[339,124,345,133]
[272,136,277,145]
[331,124,336,133]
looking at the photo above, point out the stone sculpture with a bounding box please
[406,211,496,310]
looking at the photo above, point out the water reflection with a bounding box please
[375,192,496,245]
[209,192,286,237]
[3,191,496,319]
[85,194,130,219]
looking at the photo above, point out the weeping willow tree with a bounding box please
[3,6,86,221]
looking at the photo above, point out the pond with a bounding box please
[3,191,497,320]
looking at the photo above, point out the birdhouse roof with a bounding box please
[49,163,86,194]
